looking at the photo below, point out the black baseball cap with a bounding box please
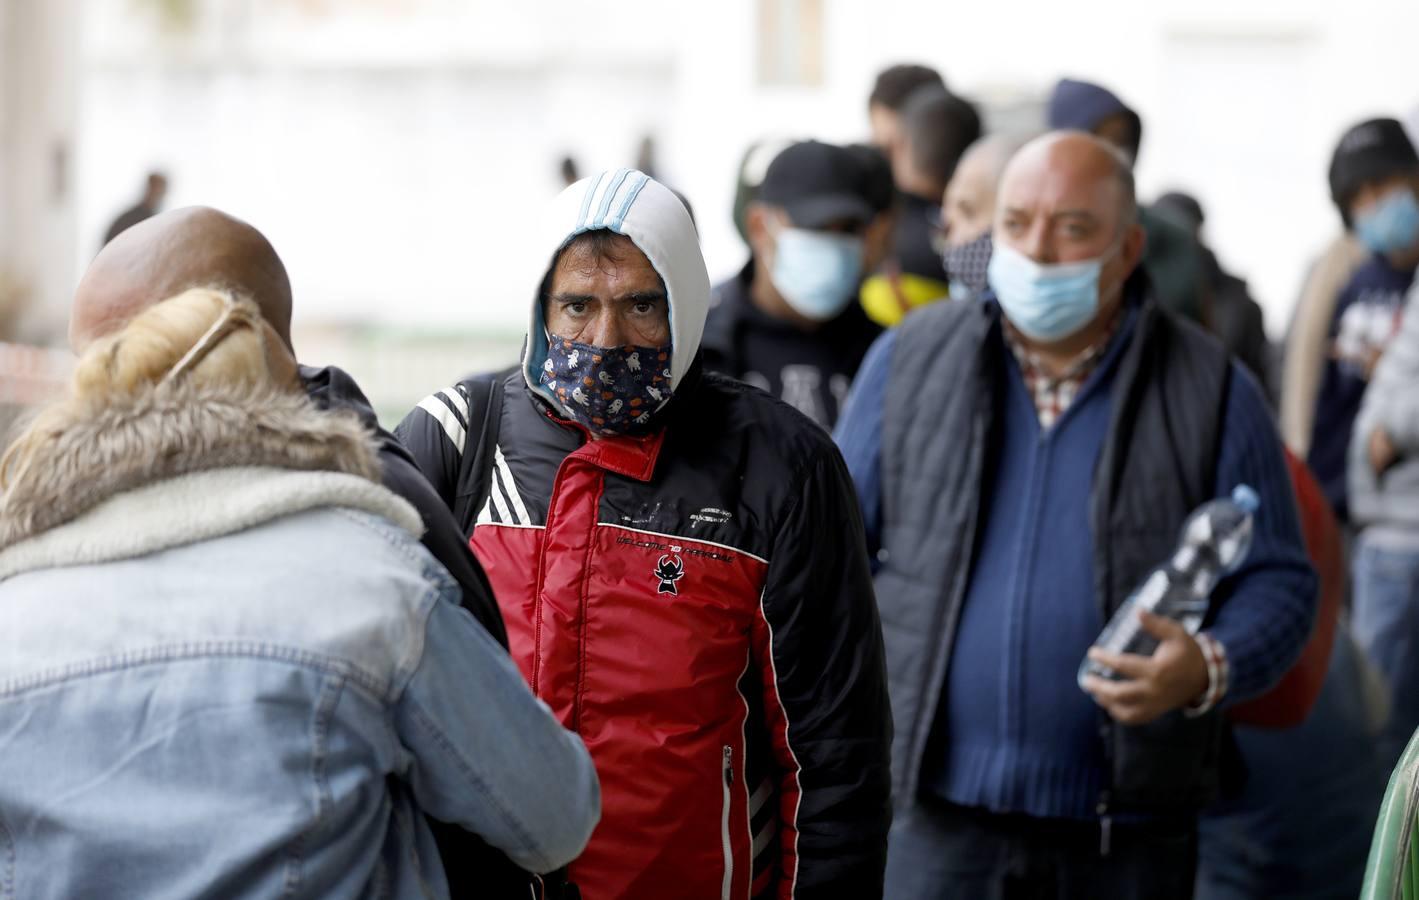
[757,140,879,229]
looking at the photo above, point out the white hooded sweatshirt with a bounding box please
[521,168,710,421]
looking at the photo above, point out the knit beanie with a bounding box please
[1047,78,1143,161]
[1329,118,1419,227]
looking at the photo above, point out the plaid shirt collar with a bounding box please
[1002,307,1125,429]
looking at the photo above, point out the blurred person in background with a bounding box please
[703,140,890,428]
[1279,112,1399,460]
[1048,78,1207,324]
[559,154,581,188]
[1197,454,1386,900]
[1153,190,1273,399]
[835,132,1315,900]
[1303,118,1419,524]
[1281,237,1368,458]
[730,137,794,247]
[867,62,946,157]
[1350,280,1419,767]
[0,287,599,900]
[861,87,983,326]
[936,133,1032,303]
[1197,646,1386,900]
[397,170,892,899]
[848,141,899,277]
[635,134,659,180]
[103,170,168,246]
[69,206,537,895]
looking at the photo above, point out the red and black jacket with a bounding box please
[396,362,892,899]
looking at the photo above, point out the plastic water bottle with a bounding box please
[1077,485,1260,686]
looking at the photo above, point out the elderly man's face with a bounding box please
[544,234,670,348]
[942,151,998,247]
[993,136,1144,308]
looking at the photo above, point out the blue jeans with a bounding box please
[1352,532,1419,769]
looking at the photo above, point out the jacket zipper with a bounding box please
[721,744,734,900]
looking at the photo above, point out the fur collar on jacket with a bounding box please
[0,466,424,581]
[0,382,385,551]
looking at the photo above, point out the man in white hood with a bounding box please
[397,170,892,899]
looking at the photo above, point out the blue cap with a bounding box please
[1231,484,1260,514]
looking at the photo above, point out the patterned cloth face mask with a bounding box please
[942,231,994,301]
[540,336,673,436]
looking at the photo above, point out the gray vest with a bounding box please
[877,289,1232,816]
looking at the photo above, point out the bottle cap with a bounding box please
[1231,484,1260,514]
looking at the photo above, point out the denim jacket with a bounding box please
[0,384,598,900]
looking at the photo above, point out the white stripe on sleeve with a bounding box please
[438,388,470,427]
[493,444,530,525]
[489,465,516,525]
[417,393,467,453]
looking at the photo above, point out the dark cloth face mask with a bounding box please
[539,336,673,436]
[942,231,994,301]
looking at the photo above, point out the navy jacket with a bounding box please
[1306,254,1415,520]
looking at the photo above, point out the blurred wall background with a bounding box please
[2,0,1416,420]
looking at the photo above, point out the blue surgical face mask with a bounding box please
[1354,187,1419,255]
[770,228,864,321]
[986,240,1119,342]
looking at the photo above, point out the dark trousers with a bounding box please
[884,797,1197,900]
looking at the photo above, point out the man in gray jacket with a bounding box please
[1350,281,1419,765]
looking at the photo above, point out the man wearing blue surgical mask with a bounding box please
[703,140,889,429]
[1307,117,1419,523]
[834,132,1315,899]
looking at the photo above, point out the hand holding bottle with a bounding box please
[1081,611,1209,725]
[1077,485,1260,725]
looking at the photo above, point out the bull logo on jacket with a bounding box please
[654,554,685,595]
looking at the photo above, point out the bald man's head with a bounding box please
[995,131,1143,259]
[999,131,1138,237]
[992,131,1147,343]
[71,206,293,353]
[943,133,1033,247]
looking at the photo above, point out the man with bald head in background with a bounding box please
[74,206,293,350]
[835,133,1315,898]
[70,206,538,896]
[937,133,1032,302]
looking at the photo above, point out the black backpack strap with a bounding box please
[452,366,516,536]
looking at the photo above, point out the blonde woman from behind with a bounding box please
[0,288,599,900]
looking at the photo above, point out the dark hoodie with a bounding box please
[1047,78,1205,323]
